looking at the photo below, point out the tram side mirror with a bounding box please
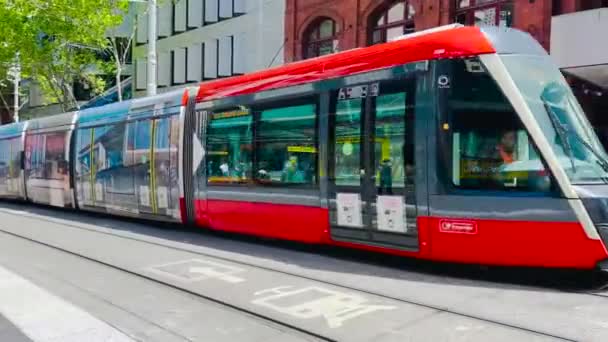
[20,151,24,170]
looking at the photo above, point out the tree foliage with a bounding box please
[0,0,131,111]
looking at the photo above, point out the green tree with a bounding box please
[106,16,137,103]
[0,0,131,112]
[106,1,176,102]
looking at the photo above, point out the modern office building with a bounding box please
[551,3,608,136]
[132,0,286,97]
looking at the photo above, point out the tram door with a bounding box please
[131,114,177,218]
[328,78,418,249]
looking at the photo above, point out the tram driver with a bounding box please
[495,130,516,165]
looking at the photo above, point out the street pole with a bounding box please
[147,0,157,96]
[12,56,20,123]
[13,68,19,123]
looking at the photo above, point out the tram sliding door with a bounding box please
[149,116,179,218]
[0,137,23,198]
[130,114,180,219]
[328,77,419,249]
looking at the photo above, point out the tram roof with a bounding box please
[130,87,191,120]
[77,100,132,128]
[195,25,546,103]
[0,121,26,140]
[26,111,77,133]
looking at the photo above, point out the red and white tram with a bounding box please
[1,25,607,270]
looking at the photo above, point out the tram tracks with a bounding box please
[0,226,335,342]
[0,205,587,341]
[7,205,608,299]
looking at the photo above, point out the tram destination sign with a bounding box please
[338,83,379,100]
[212,108,250,120]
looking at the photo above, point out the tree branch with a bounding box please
[0,91,12,115]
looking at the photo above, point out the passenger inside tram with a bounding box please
[378,158,393,195]
[281,155,304,183]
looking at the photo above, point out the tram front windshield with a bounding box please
[501,55,608,185]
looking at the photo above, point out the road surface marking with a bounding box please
[253,285,396,328]
[0,265,134,341]
[146,258,246,283]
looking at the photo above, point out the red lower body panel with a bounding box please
[181,198,608,269]
[179,197,187,224]
[421,216,608,269]
[334,217,608,269]
[193,199,330,243]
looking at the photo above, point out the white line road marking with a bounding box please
[0,265,134,342]
[189,266,245,283]
[146,258,246,284]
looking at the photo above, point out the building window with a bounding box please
[303,17,338,59]
[579,0,608,10]
[552,0,563,15]
[136,59,147,90]
[455,0,513,28]
[369,1,415,45]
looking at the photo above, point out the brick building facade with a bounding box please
[285,0,606,63]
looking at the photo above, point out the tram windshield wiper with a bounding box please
[542,98,608,180]
[543,100,577,173]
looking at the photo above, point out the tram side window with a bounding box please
[255,103,318,185]
[25,134,42,178]
[334,98,362,186]
[134,120,152,151]
[95,124,126,172]
[76,129,91,178]
[92,124,130,195]
[206,107,253,184]
[0,140,9,178]
[44,132,68,180]
[444,58,553,193]
[8,138,20,179]
[26,133,67,180]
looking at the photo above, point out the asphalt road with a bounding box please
[0,202,606,341]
